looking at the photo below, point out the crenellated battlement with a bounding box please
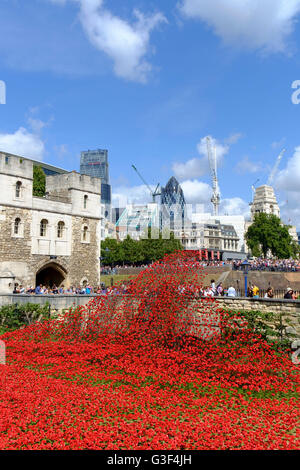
[0,152,33,179]
[46,171,101,195]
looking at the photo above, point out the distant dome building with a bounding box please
[250,185,280,221]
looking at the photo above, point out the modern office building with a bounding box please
[80,149,111,213]
[116,203,160,241]
[80,149,112,220]
[80,149,109,181]
[160,176,186,230]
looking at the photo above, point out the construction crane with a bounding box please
[251,178,260,202]
[268,148,286,186]
[132,165,161,203]
[206,136,221,216]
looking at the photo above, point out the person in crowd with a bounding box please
[35,284,42,295]
[284,287,294,299]
[13,284,20,294]
[264,287,274,299]
[52,284,58,295]
[216,282,224,296]
[85,284,91,295]
[227,285,236,297]
[252,284,260,298]
[210,279,216,295]
[247,286,253,298]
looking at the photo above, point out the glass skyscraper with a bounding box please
[80,149,112,209]
[160,176,186,230]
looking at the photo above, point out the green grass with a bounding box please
[101,274,137,286]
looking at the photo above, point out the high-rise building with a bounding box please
[80,149,109,182]
[160,176,186,229]
[80,149,111,220]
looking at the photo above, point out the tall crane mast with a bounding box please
[132,165,161,203]
[206,136,221,216]
[267,148,286,186]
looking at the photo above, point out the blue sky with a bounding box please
[1,0,300,228]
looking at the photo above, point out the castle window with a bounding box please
[84,195,88,209]
[5,156,9,164]
[81,224,90,243]
[14,218,21,235]
[83,225,88,241]
[40,219,48,237]
[15,181,22,198]
[57,221,65,239]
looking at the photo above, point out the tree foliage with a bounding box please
[101,230,183,265]
[33,165,46,197]
[245,213,298,258]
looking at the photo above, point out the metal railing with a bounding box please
[222,288,300,299]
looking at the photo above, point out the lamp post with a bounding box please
[241,259,251,297]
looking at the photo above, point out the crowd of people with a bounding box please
[13,283,129,296]
[12,279,300,300]
[233,258,300,272]
[100,264,151,276]
[197,281,300,299]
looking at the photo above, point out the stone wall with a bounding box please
[205,296,300,342]
[1,294,299,343]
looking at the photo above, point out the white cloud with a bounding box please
[49,0,167,82]
[172,135,229,181]
[280,198,300,227]
[172,158,206,180]
[225,133,243,145]
[27,117,48,134]
[196,135,229,161]
[275,146,300,192]
[235,156,262,174]
[180,179,212,204]
[112,184,153,207]
[179,0,300,53]
[274,147,300,228]
[0,127,45,160]
[220,197,250,218]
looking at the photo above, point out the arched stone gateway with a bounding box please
[36,262,68,288]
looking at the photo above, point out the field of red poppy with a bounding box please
[0,252,299,450]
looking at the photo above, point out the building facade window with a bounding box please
[15,181,22,198]
[57,221,65,239]
[14,218,21,235]
[84,195,88,209]
[40,219,48,237]
[82,225,90,243]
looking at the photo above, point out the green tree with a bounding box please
[245,213,297,258]
[101,238,123,265]
[122,235,143,264]
[33,165,46,197]
[101,229,183,266]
